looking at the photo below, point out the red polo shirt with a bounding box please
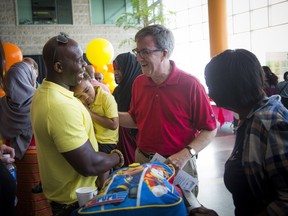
[129,61,216,155]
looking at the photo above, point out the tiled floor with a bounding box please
[197,122,236,216]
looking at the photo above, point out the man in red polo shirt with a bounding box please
[119,25,217,196]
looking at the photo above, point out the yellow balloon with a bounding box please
[86,38,114,67]
[102,71,114,84]
[107,82,117,93]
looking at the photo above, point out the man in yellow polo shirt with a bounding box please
[30,32,123,215]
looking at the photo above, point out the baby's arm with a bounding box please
[88,108,119,130]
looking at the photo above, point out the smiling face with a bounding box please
[48,39,86,90]
[135,35,164,78]
[59,44,87,87]
[72,76,96,106]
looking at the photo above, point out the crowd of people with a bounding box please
[0,24,288,216]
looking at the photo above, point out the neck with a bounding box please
[152,61,172,85]
[46,74,70,90]
[238,102,259,120]
[238,108,251,120]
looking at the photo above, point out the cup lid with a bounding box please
[2,154,11,158]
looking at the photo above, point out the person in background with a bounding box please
[71,72,119,187]
[276,71,288,109]
[85,65,110,93]
[0,38,17,216]
[262,65,278,96]
[118,25,217,196]
[23,57,41,88]
[0,58,53,215]
[113,52,142,166]
[0,144,16,216]
[0,60,36,161]
[30,32,123,215]
[95,71,104,83]
[232,112,240,133]
[195,49,288,216]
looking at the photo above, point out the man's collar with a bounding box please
[144,60,180,86]
[41,79,75,98]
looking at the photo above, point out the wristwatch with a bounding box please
[185,146,196,158]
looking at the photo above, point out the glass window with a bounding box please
[233,12,250,33]
[17,0,72,25]
[251,8,268,30]
[250,0,267,10]
[91,0,163,25]
[232,0,249,14]
[91,0,128,24]
[270,1,288,26]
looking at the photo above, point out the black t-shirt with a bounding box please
[0,160,16,216]
[224,122,264,216]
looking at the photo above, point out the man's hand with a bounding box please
[164,149,191,173]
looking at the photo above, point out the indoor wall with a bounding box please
[1,0,288,85]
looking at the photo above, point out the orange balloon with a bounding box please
[93,64,108,74]
[3,43,23,71]
[0,88,6,97]
[107,63,114,73]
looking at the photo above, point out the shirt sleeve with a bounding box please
[266,121,288,214]
[103,93,118,118]
[190,80,217,131]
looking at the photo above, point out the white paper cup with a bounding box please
[75,187,94,207]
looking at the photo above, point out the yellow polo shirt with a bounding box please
[30,80,98,204]
[89,86,118,144]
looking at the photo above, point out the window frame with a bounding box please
[15,0,73,26]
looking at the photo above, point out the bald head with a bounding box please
[42,33,87,89]
[95,72,104,83]
[43,35,79,72]
[85,65,95,79]
[23,57,38,69]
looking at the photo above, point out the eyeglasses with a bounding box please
[53,32,69,62]
[132,48,163,58]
